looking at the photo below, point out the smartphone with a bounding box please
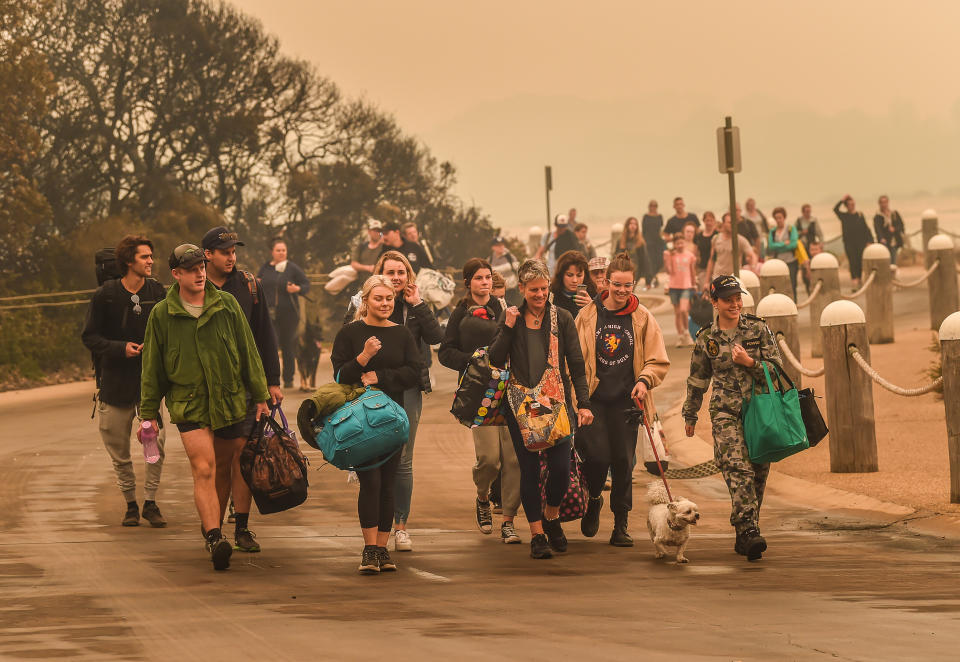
[576,284,588,296]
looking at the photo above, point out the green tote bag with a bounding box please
[742,361,809,464]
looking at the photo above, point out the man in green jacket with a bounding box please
[140,243,270,571]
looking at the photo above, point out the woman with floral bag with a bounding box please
[489,259,594,559]
[439,258,522,544]
[574,253,670,546]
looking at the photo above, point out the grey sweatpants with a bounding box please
[97,401,166,503]
[471,425,522,518]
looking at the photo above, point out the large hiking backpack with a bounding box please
[96,248,122,285]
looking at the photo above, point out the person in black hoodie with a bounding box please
[344,250,442,552]
[489,259,594,559]
[203,226,281,554]
[833,195,875,289]
[550,250,595,320]
[439,258,522,544]
[82,235,168,528]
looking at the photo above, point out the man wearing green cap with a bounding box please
[140,243,270,571]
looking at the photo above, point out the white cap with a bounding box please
[928,234,954,251]
[862,243,891,260]
[760,259,790,277]
[939,311,960,341]
[810,252,840,270]
[737,269,760,288]
[757,293,798,317]
[820,300,865,327]
[921,209,938,220]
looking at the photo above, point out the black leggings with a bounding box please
[356,450,402,531]
[273,312,299,385]
[580,398,639,513]
[503,406,571,523]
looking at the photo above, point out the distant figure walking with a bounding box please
[642,200,666,287]
[873,195,905,266]
[795,204,823,294]
[615,216,651,286]
[258,239,311,388]
[833,196,874,289]
[766,207,799,299]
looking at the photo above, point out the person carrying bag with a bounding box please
[742,361,809,463]
[240,406,309,515]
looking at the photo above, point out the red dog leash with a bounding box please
[633,396,673,503]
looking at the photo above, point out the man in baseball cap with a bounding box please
[201,226,245,252]
[168,243,208,270]
[587,256,609,291]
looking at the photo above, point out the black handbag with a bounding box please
[797,388,828,447]
[240,407,309,514]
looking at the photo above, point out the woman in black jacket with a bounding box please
[331,275,421,574]
[258,239,311,388]
[550,250,595,320]
[439,258,522,544]
[489,259,594,559]
[345,250,442,552]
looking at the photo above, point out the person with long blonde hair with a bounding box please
[331,275,421,573]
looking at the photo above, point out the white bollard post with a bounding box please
[610,222,624,258]
[528,225,543,259]
[928,234,959,331]
[759,258,794,301]
[757,293,801,387]
[809,252,841,358]
[922,209,939,268]
[737,269,761,305]
[741,290,755,316]
[939,312,960,503]
[821,301,878,473]
[862,243,894,344]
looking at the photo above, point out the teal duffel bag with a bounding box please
[307,387,410,471]
[742,361,809,464]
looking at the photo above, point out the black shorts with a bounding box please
[176,397,257,439]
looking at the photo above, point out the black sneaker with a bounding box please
[530,533,553,559]
[205,534,233,571]
[741,527,767,561]
[122,502,140,527]
[609,511,634,547]
[234,528,261,553]
[476,498,493,534]
[581,495,603,537]
[542,517,567,553]
[141,502,166,528]
[359,546,380,574]
[377,547,397,571]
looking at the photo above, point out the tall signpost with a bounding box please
[544,166,553,232]
[716,117,742,277]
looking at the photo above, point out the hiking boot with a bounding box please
[359,546,380,574]
[234,528,261,553]
[541,517,567,553]
[734,531,745,556]
[141,501,166,528]
[394,529,412,552]
[377,547,397,571]
[529,533,553,559]
[205,533,233,571]
[476,498,493,534]
[122,502,140,527]
[741,527,767,561]
[581,495,603,538]
[501,521,521,544]
[609,511,634,547]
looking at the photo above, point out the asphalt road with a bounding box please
[1,285,958,661]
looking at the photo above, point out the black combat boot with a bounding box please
[740,527,767,561]
[580,495,603,537]
[609,511,633,547]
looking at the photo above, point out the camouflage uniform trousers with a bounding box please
[713,416,770,535]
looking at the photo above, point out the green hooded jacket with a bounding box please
[140,281,269,429]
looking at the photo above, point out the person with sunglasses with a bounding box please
[82,234,169,528]
[140,244,270,571]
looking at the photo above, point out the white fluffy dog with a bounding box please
[646,482,700,563]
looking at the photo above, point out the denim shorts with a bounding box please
[669,288,695,306]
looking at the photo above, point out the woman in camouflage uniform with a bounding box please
[681,275,782,561]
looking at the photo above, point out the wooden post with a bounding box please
[757,293,801,387]
[610,222,623,258]
[862,243,894,344]
[922,209,939,268]
[821,301,878,473]
[940,312,960,503]
[528,226,543,259]
[759,258,795,301]
[741,290,755,316]
[928,234,959,331]
[809,252,841,358]
[737,269,761,305]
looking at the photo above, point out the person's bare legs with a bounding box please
[180,429,221,533]
[229,441,253,520]
[212,437,239,522]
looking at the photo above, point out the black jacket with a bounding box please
[489,301,590,411]
[81,277,166,407]
[873,211,905,249]
[257,260,311,321]
[213,268,282,386]
[438,298,505,373]
[833,201,875,249]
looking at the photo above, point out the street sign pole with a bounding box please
[544,166,553,231]
[717,116,742,278]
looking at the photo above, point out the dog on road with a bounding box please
[646,482,700,563]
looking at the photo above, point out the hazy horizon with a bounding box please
[229,1,960,232]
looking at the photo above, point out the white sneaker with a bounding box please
[501,521,521,544]
[394,529,413,552]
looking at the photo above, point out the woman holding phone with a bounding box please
[344,250,442,552]
[489,259,594,559]
[550,250,595,319]
[331,275,421,573]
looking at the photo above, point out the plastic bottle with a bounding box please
[138,420,161,464]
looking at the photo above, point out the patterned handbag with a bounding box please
[539,446,587,522]
[450,347,511,428]
[506,304,572,451]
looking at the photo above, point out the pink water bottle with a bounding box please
[138,421,161,464]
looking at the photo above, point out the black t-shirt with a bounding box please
[329,321,421,405]
[664,213,700,236]
[694,231,715,270]
[592,302,635,402]
[553,229,580,257]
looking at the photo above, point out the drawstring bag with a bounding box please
[539,446,587,522]
[450,347,510,427]
[742,361,809,463]
[506,304,571,451]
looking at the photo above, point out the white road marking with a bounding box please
[407,566,451,582]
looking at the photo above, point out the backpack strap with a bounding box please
[240,270,259,305]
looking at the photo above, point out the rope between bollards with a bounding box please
[776,334,825,377]
[847,345,944,396]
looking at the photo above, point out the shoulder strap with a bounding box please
[240,270,259,305]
